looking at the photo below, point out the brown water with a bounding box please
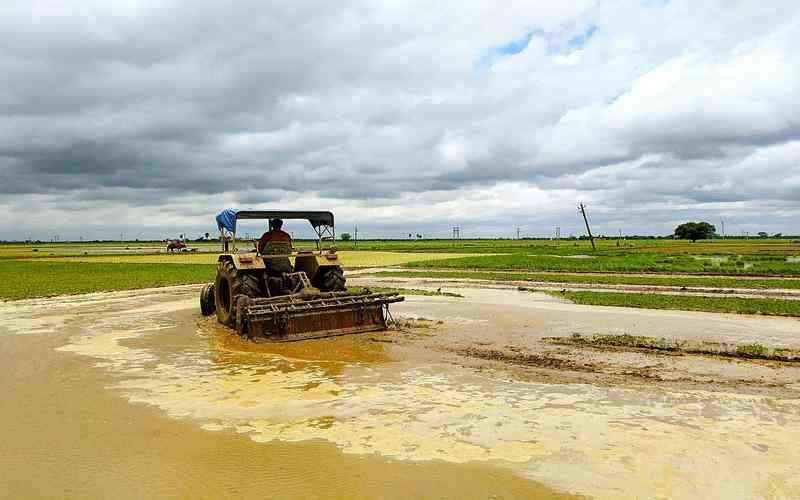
[2,285,800,498]
[0,288,572,499]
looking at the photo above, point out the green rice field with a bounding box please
[1,239,799,316]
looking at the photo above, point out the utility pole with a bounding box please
[578,203,596,250]
[354,225,358,248]
[516,226,521,240]
[720,220,725,239]
[452,226,460,240]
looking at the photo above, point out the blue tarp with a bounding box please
[215,209,239,233]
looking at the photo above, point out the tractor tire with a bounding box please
[316,267,346,292]
[200,283,216,316]
[214,259,261,327]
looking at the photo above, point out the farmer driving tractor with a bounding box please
[257,218,292,254]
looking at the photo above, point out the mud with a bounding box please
[2,282,800,498]
[547,333,800,363]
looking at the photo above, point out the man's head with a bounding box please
[269,218,283,230]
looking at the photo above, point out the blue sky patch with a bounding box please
[479,24,598,68]
[567,24,597,50]
[497,30,538,55]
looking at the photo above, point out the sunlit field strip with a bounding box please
[41,251,478,268]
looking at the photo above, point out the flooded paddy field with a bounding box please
[2,282,800,498]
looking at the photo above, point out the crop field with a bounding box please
[0,261,214,300]
[375,270,800,290]
[1,239,799,315]
[402,245,800,275]
[42,250,474,268]
[0,242,479,299]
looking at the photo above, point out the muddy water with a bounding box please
[2,286,800,498]
[0,287,572,499]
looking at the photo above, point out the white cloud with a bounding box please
[1,0,799,238]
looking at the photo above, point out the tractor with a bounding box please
[166,239,186,252]
[199,209,403,341]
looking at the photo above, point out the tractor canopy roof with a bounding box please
[215,209,334,233]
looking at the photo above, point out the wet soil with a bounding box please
[0,287,572,500]
[3,281,800,498]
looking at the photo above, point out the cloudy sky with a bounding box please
[1,0,799,240]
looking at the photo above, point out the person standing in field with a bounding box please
[257,219,293,253]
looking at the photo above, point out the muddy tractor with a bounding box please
[199,209,403,341]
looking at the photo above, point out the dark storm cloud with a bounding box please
[1,0,799,239]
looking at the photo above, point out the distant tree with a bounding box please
[774,233,783,238]
[340,233,352,241]
[758,231,769,239]
[674,222,716,242]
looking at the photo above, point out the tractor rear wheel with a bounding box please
[214,259,261,327]
[315,267,346,292]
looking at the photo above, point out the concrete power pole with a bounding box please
[578,203,596,250]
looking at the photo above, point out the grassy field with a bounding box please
[0,243,478,300]
[0,261,215,300]
[553,290,800,317]
[404,251,800,275]
[42,251,474,268]
[374,270,800,289]
[2,239,799,313]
